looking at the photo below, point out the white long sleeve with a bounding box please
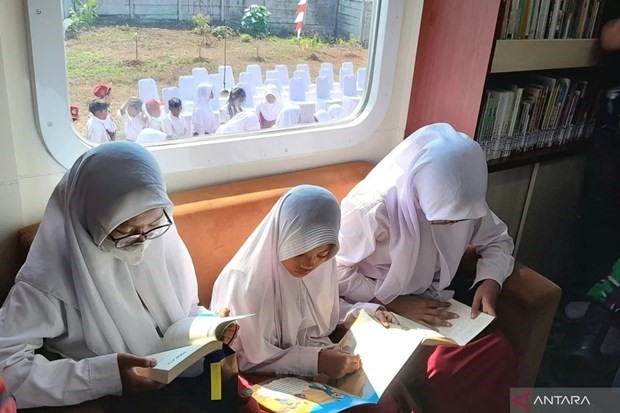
[471,211,515,288]
[337,199,390,303]
[0,283,122,408]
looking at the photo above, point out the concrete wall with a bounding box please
[64,0,368,40]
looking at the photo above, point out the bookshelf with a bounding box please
[405,0,603,170]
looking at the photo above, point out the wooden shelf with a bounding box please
[490,39,600,73]
[487,140,591,172]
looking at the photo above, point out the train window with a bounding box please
[26,0,405,172]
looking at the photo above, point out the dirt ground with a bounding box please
[67,23,368,137]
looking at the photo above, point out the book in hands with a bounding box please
[136,313,254,384]
[394,298,495,346]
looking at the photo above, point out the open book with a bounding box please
[251,299,494,412]
[136,313,253,384]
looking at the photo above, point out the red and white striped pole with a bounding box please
[295,0,307,38]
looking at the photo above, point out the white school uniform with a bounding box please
[163,113,191,139]
[103,112,117,135]
[0,143,209,408]
[192,84,217,135]
[145,116,164,132]
[337,123,515,305]
[86,116,110,144]
[119,111,146,142]
[211,186,379,377]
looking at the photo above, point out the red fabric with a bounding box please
[0,377,16,413]
[422,332,518,413]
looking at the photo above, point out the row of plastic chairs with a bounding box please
[138,63,367,106]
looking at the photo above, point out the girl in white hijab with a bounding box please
[327,104,347,120]
[192,83,218,136]
[210,186,398,377]
[337,123,517,413]
[255,84,283,129]
[0,142,242,410]
[216,112,261,135]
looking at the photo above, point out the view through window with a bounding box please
[65,0,375,145]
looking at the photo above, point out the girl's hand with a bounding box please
[214,307,239,345]
[386,296,459,327]
[117,353,164,395]
[374,309,399,328]
[471,279,500,318]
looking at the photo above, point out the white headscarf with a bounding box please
[256,84,283,122]
[327,104,347,120]
[313,109,330,123]
[192,83,217,135]
[274,105,301,128]
[16,142,198,356]
[211,185,340,370]
[136,128,167,144]
[339,123,494,304]
[216,112,261,135]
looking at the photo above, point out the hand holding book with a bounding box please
[385,295,459,327]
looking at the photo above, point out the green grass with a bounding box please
[67,48,126,78]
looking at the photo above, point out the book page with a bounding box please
[432,299,494,346]
[163,313,254,350]
[252,377,371,413]
[339,311,426,398]
[394,299,494,346]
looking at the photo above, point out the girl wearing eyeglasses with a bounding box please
[0,142,255,412]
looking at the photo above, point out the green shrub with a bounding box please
[240,34,252,43]
[192,13,211,35]
[211,25,237,39]
[66,0,98,39]
[241,5,271,38]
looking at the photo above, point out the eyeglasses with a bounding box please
[108,210,173,248]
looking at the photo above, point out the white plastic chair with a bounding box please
[237,72,256,98]
[296,64,311,86]
[342,74,357,97]
[178,76,195,102]
[339,67,354,89]
[357,67,367,91]
[246,64,264,87]
[289,77,306,102]
[316,76,331,100]
[138,78,160,104]
[236,82,255,109]
[207,74,223,110]
[218,65,235,90]
[320,63,334,89]
[341,62,354,73]
[192,68,209,89]
[161,87,180,114]
[319,68,334,91]
[275,64,290,86]
[293,70,309,91]
[264,78,283,95]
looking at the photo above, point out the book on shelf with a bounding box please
[477,73,601,160]
[135,313,254,384]
[251,300,494,413]
[499,0,606,40]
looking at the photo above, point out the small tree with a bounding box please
[66,0,98,39]
[241,5,271,38]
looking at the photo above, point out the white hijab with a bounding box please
[16,142,198,356]
[256,84,283,122]
[313,109,330,123]
[327,104,347,120]
[274,105,301,128]
[192,83,217,135]
[339,123,490,304]
[216,112,261,135]
[211,185,340,368]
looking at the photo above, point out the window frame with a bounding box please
[26,0,405,173]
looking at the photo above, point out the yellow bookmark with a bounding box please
[210,362,222,401]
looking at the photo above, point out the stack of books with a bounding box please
[476,74,601,160]
[499,0,606,40]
